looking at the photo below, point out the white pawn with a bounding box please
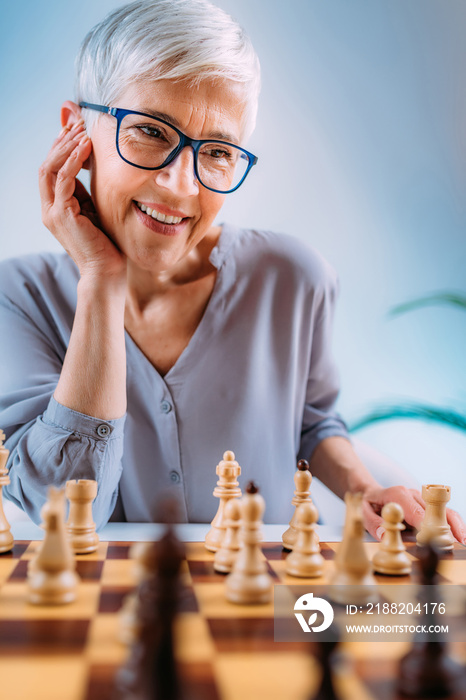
[416,484,455,551]
[282,459,314,551]
[205,451,241,552]
[372,502,412,575]
[214,497,242,573]
[28,487,80,605]
[66,479,99,554]
[0,430,14,553]
[285,502,324,578]
[225,482,273,605]
[327,492,377,605]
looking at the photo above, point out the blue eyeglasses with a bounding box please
[79,102,258,194]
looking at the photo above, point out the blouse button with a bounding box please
[96,424,111,437]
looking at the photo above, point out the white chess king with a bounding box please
[205,451,241,553]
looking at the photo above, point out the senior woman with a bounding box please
[0,0,464,542]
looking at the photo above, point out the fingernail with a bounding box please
[71,120,84,132]
[376,527,385,541]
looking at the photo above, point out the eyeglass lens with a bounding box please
[118,113,249,192]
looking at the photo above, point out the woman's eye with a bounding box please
[138,125,163,138]
[205,147,232,160]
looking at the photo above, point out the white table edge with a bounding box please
[11,522,353,542]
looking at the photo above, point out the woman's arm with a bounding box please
[1,116,130,527]
[0,281,125,529]
[310,435,466,545]
[54,274,127,419]
[39,113,128,419]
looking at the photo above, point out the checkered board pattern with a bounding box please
[0,539,465,700]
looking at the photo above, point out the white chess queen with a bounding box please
[0,0,464,544]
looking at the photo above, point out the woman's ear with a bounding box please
[60,100,92,171]
[60,101,83,129]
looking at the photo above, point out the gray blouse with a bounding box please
[0,224,348,528]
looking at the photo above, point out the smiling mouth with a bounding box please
[135,201,184,225]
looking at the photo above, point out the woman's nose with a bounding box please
[153,146,199,196]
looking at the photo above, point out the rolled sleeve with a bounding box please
[6,397,126,530]
[298,410,349,461]
[43,396,125,443]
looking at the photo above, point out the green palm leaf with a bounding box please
[388,292,466,318]
[349,403,466,434]
[356,292,466,437]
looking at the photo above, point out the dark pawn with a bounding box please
[309,626,341,700]
[114,524,186,700]
[398,542,464,698]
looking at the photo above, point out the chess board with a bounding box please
[0,537,465,700]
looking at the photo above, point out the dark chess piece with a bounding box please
[114,523,186,700]
[397,542,464,697]
[309,625,341,700]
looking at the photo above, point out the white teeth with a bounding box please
[136,201,182,224]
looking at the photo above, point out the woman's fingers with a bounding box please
[39,128,92,234]
[54,136,92,206]
[446,508,466,546]
[362,499,383,540]
[38,123,127,280]
[74,178,101,228]
[43,122,85,175]
[39,123,87,207]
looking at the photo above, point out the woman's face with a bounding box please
[88,78,247,273]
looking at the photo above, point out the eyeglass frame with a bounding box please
[79,102,258,194]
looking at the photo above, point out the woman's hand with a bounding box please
[39,121,127,284]
[361,485,466,545]
[309,437,466,546]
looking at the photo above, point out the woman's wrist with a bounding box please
[310,436,380,499]
[77,269,127,305]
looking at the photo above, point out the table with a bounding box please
[1,524,465,700]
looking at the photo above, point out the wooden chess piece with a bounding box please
[119,541,157,645]
[66,479,99,554]
[327,492,377,605]
[205,450,241,553]
[28,487,80,605]
[309,625,342,700]
[115,523,186,700]
[397,542,464,697]
[225,481,273,605]
[372,502,412,575]
[286,502,324,578]
[282,459,314,551]
[214,497,242,573]
[416,484,455,551]
[0,430,14,553]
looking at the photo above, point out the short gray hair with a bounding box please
[75,0,261,139]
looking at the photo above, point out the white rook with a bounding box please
[66,479,99,554]
[416,484,455,551]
